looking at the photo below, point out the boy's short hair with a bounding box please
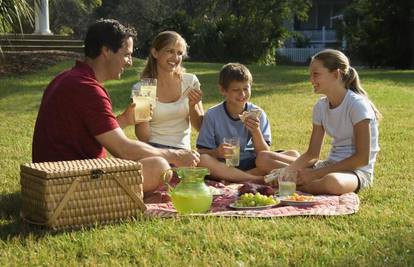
[218,63,253,89]
[84,19,136,59]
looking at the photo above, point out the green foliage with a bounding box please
[292,32,311,48]
[49,0,102,38]
[94,0,310,64]
[174,0,311,64]
[342,0,414,69]
[0,0,33,33]
[0,60,414,265]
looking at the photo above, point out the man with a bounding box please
[32,19,199,192]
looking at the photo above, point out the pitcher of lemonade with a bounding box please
[163,167,212,214]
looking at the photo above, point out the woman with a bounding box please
[135,31,204,152]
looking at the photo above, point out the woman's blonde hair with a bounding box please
[141,31,188,79]
[312,49,382,120]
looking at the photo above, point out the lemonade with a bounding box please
[278,181,296,196]
[223,137,240,167]
[171,191,212,214]
[225,145,240,167]
[140,85,157,106]
[132,96,151,122]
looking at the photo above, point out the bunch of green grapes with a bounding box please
[234,193,278,207]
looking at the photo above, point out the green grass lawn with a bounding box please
[0,59,413,266]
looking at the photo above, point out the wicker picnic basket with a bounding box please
[20,158,146,230]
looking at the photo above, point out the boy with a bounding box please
[196,63,295,183]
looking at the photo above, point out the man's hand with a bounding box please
[117,102,136,128]
[172,149,200,167]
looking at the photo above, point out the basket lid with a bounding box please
[20,158,141,179]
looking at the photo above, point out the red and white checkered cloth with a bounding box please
[144,180,360,218]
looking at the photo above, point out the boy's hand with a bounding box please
[243,116,260,134]
[217,143,234,159]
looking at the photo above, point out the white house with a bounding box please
[278,0,349,63]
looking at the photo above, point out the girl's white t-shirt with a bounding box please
[312,90,379,174]
[149,73,199,149]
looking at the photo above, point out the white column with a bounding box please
[322,26,326,47]
[34,0,52,35]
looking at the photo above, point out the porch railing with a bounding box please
[276,47,325,63]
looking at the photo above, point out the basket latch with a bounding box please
[91,169,105,179]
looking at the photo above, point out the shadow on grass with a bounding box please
[0,192,72,240]
[2,61,313,114]
[360,70,414,86]
[0,192,151,240]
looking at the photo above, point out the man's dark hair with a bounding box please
[84,19,137,59]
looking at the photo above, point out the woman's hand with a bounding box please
[188,88,202,106]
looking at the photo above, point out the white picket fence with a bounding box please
[276,47,325,63]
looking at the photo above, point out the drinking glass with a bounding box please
[131,95,151,123]
[278,169,297,196]
[140,78,157,106]
[223,137,240,167]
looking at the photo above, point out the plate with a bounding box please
[278,196,319,206]
[227,202,279,210]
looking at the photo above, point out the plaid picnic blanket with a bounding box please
[144,180,360,218]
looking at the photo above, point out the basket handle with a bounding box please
[114,175,147,211]
[21,177,82,227]
[47,177,81,225]
[161,168,176,195]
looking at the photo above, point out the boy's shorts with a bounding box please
[219,158,256,171]
[313,159,372,193]
[237,158,256,171]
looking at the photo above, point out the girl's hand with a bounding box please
[243,116,260,134]
[296,168,317,186]
[188,88,202,106]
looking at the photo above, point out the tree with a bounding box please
[94,0,310,64]
[342,0,414,69]
[0,0,33,33]
[171,0,311,64]
[49,0,102,38]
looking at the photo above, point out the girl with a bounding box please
[258,49,381,195]
[135,31,204,153]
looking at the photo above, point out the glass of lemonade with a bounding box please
[131,95,151,122]
[278,170,297,196]
[223,137,240,167]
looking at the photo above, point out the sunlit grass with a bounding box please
[0,59,413,266]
